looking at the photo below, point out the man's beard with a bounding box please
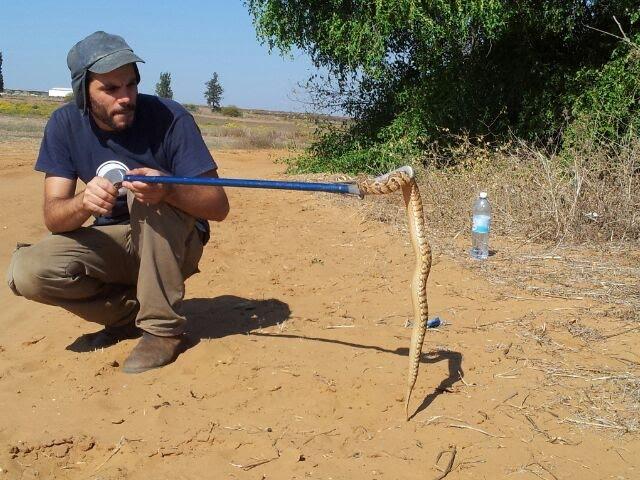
[90,98,136,132]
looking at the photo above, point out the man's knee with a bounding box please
[7,244,42,298]
[6,243,68,300]
[7,244,27,296]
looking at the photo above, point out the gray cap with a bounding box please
[67,31,144,112]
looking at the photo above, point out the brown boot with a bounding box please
[122,332,185,374]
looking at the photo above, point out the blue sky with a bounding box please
[0,0,319,112]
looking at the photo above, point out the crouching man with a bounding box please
[6,31,229,373]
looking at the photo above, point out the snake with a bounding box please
[356,166,432,420]
[109,163,431,418]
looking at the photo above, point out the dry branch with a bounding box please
[447,424,505,438]
[230,456,279,471]
[95,436,126,472]
[433,445,457,480]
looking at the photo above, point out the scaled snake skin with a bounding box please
[357,166,432,420]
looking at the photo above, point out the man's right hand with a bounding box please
[82,176,118,216]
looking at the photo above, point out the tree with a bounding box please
[246,0,640,173]
[155,72,173,99]
[0,51,4,93]
[204,72,223,111]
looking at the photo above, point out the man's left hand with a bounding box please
[122,168,172,205]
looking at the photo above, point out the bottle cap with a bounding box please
[479,192,488,199]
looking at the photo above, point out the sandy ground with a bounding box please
[0,145,639,479]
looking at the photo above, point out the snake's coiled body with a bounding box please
[357,167,432,419]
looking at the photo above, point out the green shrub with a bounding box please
[220,105,242,117]
[183,103,198,113]
[289,112,422,175]
[563,35,640,154]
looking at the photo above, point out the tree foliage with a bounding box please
[205,72,224,111]
[0,51,4,93]
[246,0,640,173]
[155,72,173,99]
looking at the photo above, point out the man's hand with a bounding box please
[83,176,118,216]
[122,168,172,205]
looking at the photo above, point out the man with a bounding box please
[5,31,229,373]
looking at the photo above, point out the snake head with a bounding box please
[374,166,414,183]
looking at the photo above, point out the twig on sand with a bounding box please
[525,415,577,445]
[433,445,457,480]
[522,462,559,480]
[493,392,519,409]
[458,370,475,387]
[95,436,126,471]
[421,415,465,425]
[302,428,338,445]
[448,424,505,438]
[604,325,640,339]
[230,456,279,471]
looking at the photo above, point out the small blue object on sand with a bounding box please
[427,317,442,328]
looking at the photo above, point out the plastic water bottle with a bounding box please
[470,192,491,260]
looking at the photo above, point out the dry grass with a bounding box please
[0,97,315,152]
[416,138,639,318]
[524,357,640,434]
[193,109,313,151]
[0,115,47,143]
[416,136,640,243]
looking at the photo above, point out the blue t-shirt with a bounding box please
[35,94,216,237]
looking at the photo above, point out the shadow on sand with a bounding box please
[182,295,291,345]
[252,332,462,419]
[67,298,459,417]
[66,295,291,353]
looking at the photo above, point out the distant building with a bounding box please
[48,87,72,98]
[2,88,48,97]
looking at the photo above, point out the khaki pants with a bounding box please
[5,193,204,336]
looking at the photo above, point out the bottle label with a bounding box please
[472,214,491,234]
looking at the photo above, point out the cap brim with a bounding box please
[88,49,145,74]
